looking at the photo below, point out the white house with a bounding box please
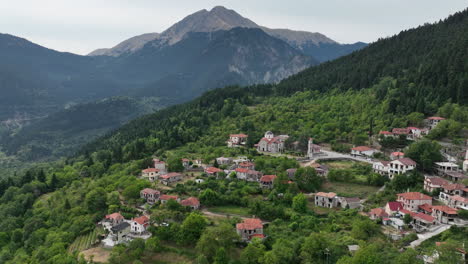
[227,134,248,147]
[372,161,390,175]
[463,150,468,172]
[388,158,416,179]
[141,168,160,182]
[131,215,149,234]
[351,146,378,157]
[426,116,445,129]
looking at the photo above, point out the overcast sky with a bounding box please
[1,0,466,55]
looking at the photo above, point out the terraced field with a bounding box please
[68,227,105,253]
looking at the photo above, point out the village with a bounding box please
[88,114,468,264]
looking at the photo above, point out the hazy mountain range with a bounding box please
[0,6,366,162]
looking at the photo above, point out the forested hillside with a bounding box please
[0,8,467,264]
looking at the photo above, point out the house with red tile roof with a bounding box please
[153,159,167,173]
[141,168,160,182]
[160,195,180,204]
[373,160,390,175]
[256,131,289,153]
[426,116,445,129]
[384,201,403,216]
[315,192,338,208]
[447,195,468,210]
[205,167,223,177]
[351,146,378,157]
[227,133,248,147]
[160,172,183,185]
[442,183,466,196]
[235,168,262,182]
[369,208,388,220]
[131,215,150,234]
[431,206,458,224]
[412,212,436,232]
[238,161,255,170]
[140,188,160,204]
[424,176,449,193]
[260,175,277,189]
[397,192,432,212]
[181,158,190,169]
[388,158,417,179]
[236,218,264,241]
[418,203,433,214]
[105,212,124,227]
[180,197,200,210]
[390,152,405,160]
[379,131,394,137]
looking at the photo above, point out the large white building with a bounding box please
[463,150,468,172]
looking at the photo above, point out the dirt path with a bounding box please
[80,247,111,263]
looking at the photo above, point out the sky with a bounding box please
[1,0,466,55]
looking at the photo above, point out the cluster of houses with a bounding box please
[140,188,200,210]
[236,218,265,242]
[141,159,185,185]
[368,187,468,233]
[378,116,446,141]
[100,212,151,247]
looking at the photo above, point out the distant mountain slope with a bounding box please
[0,97,158,160]
[88,33,160,56]
[89,6,366,62]
[80,9,468,158]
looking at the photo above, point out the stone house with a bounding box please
[412,213,436,232]
[444,171,468,183]
[384,201,403,216]
[236,218,264,242]
[397,192,432,212]
[160,195,180,204]
[368,208,388,220]
[426,116,445,129]
[447,195,468,210]
[431,206,458,224]
[181,158,190,169]
[256,131,289,153]
[424,176,449,193]
[141,168,160,182]
[315,192,338,208]
[216,157,232,166]
[205,167,223,177]
[140,188,160,204]
[235,168,262,182]
[160,172,183,185]
[110,222,131,243]
[153,159,167,173]
[227,134,248,147]
[180,197,200,210]
[435,162,459,176]
[338,197,361,209]
[260,175,277,189]
[104,212,124,228]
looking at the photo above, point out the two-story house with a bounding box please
[424,176,449,193]
[373,160,390,175]
[260,175,277,189]
[153,159,167,173]
[131,215,149,235]
[159,172,183,185]
[180,197,200,210]
[236,218,264,241]
[397,192,432,212]
[140,188,160,204]
[388,158,416,179]
[227,134,248,147]
[315,192,338,208]
[141,168,160,182]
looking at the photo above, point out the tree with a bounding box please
[292,193,307,213]
[49,173,58,190]
[294,167,323,192]
[145,236,161,252]
[123,185,140,200]
[179,213,207,244]
[36,169,46,182]
[405,139,443,171]
[213,247,228,264]
[395,248,422,264]
[261,239,296,264]
[403,214,413,225]
[195,255,209,264]
[199,188,220,206]
[197,223,239,261]
[167,156,184,172]
[85,187,107,212]
[351,218,380,241]
[240,238,265,264]
[301,232,345,264]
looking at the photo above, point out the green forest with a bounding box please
[0,8,467,264]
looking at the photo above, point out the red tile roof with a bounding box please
[450,195,468,203]
[315,192,337,198]
[443,183,466,191]
[432,205,458,215]
[427,116,445,120]
[235,168,249,173]
[397,192,431,201]
[260,175,277,183]
[352,146,373,152]
[160,195,178,201]
[153,159,166,164]
[106,212,124,221]
[394,158,416,166]
[413,212,434,223]
[369,208,388,217]
[236,218,263,230]
[379,131,393,135]
[180,197,200,207]
[133,215,149,225]
[142,168,159,173]
[230,134,248,137]
[160,172,182,179]
[250,234,265,239]
[425,177,449,186]
[239,162,255,168]
[205,167,223,174]
[399,209,416,217]
[418,203,433,213]
[391,152,405,157]
[387,201,403,211]
[181,158,190,162]
[141,188,160,195]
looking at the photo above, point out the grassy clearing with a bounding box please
[208,205,251,217]
[80,247,112,263]
[320,160,364,169]
[321,182,380,199]
[68,227,105,253]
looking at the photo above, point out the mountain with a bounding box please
[90,6,366,62]
[0,8,467,264]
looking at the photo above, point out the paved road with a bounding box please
[408,224,451,248]
[316,150,375,164]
